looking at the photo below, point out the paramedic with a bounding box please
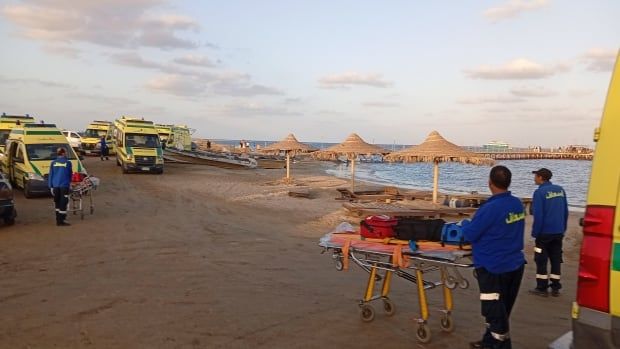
[48,147,73,226]
[463,165,526,349]
[100,135,109,161]
[529,168,568,297]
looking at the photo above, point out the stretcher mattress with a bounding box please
[319,232,472,262]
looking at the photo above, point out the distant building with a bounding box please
[483,140,510,152]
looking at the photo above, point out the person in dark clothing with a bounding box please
[206,140,211,149]
[99,136,109,161]
[48,147,73,226]
[529,168,568,297]
[464,166,526,349]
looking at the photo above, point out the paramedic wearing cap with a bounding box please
[529,168,568,297]
[48,147,72,226]
[463,166,526,349]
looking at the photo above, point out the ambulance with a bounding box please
[81,120,115,155]
[0,113,35,153]
[550,52,620,348]
[1,123,86,198]
[167,125,193,151]
[112,116,163,174]
[155,124,173,147]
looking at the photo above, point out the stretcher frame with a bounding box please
[320,235,473,344]
[69,177,97,220]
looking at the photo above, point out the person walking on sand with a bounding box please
[99,135,109,161]
[463,166,526,349]
[529,168,568,297]
[49,147,73,226]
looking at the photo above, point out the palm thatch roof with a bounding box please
[260,133,315,155]
[385,131,494,165]
[312,133,388,160]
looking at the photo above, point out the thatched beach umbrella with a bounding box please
[312,133,388,189]
[261,133,314,180]
[385,130,494,204]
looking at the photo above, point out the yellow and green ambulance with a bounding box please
[168,125,193,151]
[112,116,163,174]
[82,120,115,155]
[0,113,35,153]
[1,123,86,198]
[155,124,173,147]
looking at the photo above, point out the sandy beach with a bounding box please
[0,158,583,349]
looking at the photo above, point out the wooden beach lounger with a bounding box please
[335,186,423,202]
[342,202,476,218]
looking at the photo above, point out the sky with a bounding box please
[0,0,618,147]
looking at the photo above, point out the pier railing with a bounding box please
[475,151,593,160]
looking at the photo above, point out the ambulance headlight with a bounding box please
[127,154,133,160]
[27,172,44,181]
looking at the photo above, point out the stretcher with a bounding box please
[319,232,473,344]
[69,176,99,220]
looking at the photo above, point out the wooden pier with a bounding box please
[476,151,593,160]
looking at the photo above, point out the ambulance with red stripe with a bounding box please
[550,51,620,348]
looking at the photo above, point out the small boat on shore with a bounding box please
[163,148,257,169]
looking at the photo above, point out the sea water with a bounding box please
[326,159,591,211]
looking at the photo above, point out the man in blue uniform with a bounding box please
[529,168,568,297]
[99,135,109,161]
[464,166,526,349]
[48,147,73,226]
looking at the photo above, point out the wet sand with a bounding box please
[0,158,581,348]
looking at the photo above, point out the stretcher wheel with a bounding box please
[416,323,431,343]
[360,304,375,322]
[382,298,395,316]
[445,276,457,289]
[458,278,469,289]
[440,315,455,333]
[335,259,343,271]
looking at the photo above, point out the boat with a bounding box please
[163,148,257,169]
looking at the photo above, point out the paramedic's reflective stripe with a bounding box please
[550,274,561,280]
[480,293,500,301]
[534,247,543,253]
[536,274,549,279]
[58,210,67,214]
[491,332,510,341]
[53,163,67,168]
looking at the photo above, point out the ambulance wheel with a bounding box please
[416,323,432,343]
[3,209,16,226]
[116,158,120,166]
[440,315,455,333]
[445,276,457,289]
[458,278,470,289]
[360,304,375,322]
[334,259,343,271]
[121,163,129,174]
[23,180,34,199]
[382,298,395,316]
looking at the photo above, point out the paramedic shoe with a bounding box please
[529,288,549,297]
[469,340,493,349]
[551,289,560,297]
[57,222,71,226]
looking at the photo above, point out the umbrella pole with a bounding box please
[351,156,356,190]
[286,151,291,180]
[432,160,439,204]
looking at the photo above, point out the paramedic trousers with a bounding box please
[534,234,563,290]
[476,264,525,349]
[52,187,69,224]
